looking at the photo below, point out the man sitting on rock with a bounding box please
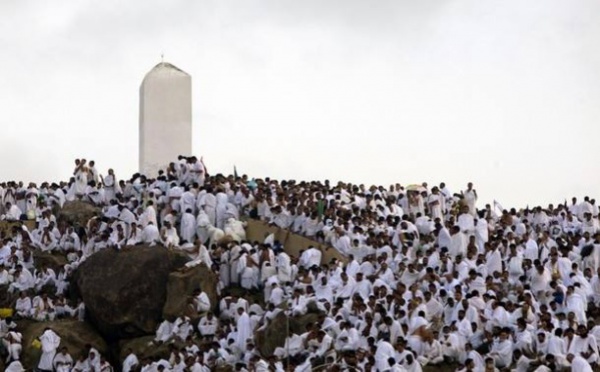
[14,291,32,319]
[53,346,74,372]
[198,312,218,340]
[151,318,174,345]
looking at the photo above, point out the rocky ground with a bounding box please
[1,202,221,370]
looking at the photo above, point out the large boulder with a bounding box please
[72,246,190,340]
[254,312,322,357]
[162,263,219,320]
[57,201,101,227]
[18,319,108,370]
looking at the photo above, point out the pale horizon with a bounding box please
[1,0,599,210]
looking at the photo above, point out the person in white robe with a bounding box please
[485,244,503,276]
[3,202,22,221]
[299,247,322,269]
[183,244,213,270]
[37,328,61,371]
[215,190,229,229]
[224,218,246,242]
[566,354,594,372]
[238,251,259,290]
[142,201,158,228]
[172,316,194,341]
[440,326,464,361]
[530,264,551,299]
[154,319,174,344]
[202,190,217,227]
[236,308,253,350]
[161,221,180,248]
[403,354,422,372]
[375,339,396,371]
[566,286,587,324]
[488,329,513,368]
[449,226,467,259]
[427,188,443,220]
[474,217,489,253]
[457,211,475,236]
[2,331,22,363]
[102,169,117,204]
[73,160,88,198]
[180,188,197,216]
[507,247,524,284]
[141,222,160,245]
[590,267,600,306]
[196,209,211,245]
[53,346,74,371]
[198,312,218,339]
[419,336,444,366]
[207,225,225,249]
[15,292,32,318]
[268,282,285,306]
[193,289,211,314]
[8,265,34,294]
[462,183,478,216]
[32,293,56,321]
[568,325,599,365]
[179,209,196,243]
[276,250,293,284]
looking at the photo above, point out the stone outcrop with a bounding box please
[72,246,191,340]
[56,201,101,227]
[162,263,219,321]
[254,311,322,357]
[19,319,107,370]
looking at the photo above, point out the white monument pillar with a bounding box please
[139,61,192,176]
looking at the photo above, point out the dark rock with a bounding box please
[33,250,68,272]
[162,263,219,321]
[254,311,322,357]
[57,201,101,227]
[72,245,190,340]
[0,284,13,309]
[18,319,107,370]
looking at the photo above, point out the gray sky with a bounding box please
[1,0,599,208]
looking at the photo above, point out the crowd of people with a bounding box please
[1,156,600,371]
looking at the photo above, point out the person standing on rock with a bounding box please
[37,327,61,372]
[73,159,88,199]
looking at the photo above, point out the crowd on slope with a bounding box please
[1,156,600,372]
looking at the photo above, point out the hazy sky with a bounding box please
[1,0,599,209]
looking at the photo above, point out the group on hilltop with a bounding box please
[0,156,598,371]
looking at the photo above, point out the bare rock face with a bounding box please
[33,251,68,272]
[19,319,108,370]
[162,263,219,321]
[72,246,191,340]
[254,311,323,357]
[56,201,101,227]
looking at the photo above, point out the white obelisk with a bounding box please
[139,60,192,176]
